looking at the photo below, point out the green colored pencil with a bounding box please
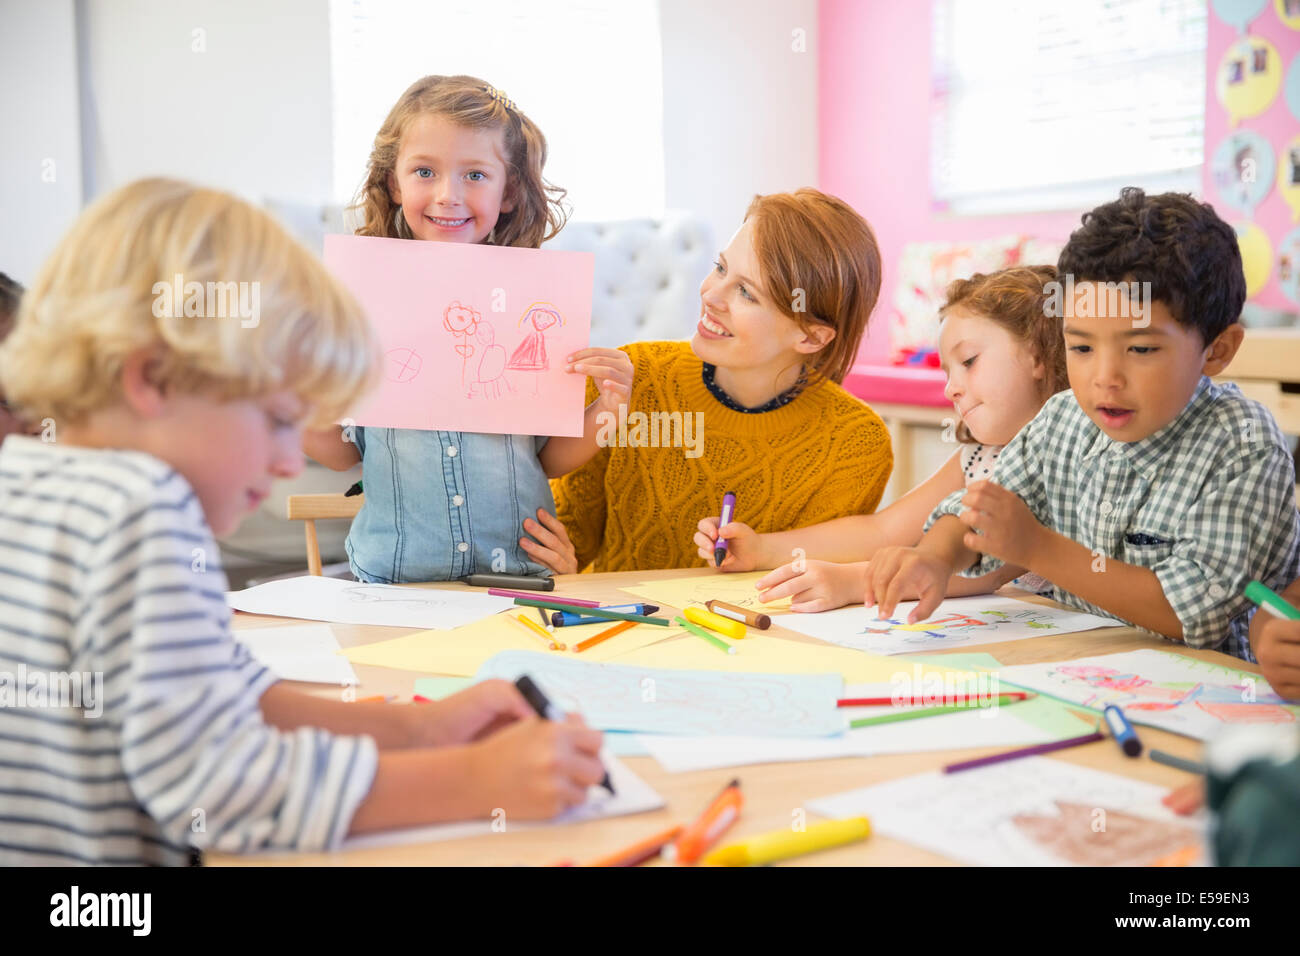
[849,694,1026,729]
[675,616,736,654]
[512,597,670,626]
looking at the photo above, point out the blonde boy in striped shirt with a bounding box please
[0,179,603,865]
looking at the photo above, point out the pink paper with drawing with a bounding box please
[323,234,594,436]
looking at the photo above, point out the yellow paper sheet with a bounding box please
[612,632,963,685]
[619,570,793,612]
[342,611,682,677]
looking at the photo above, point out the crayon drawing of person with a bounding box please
[444,300,481,384]
[468,320,511,400]
[506,302,563,394]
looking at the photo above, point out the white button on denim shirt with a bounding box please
[346,427,555,583]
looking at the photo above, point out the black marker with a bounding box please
[461,572,555,591]
[515,675,614,794]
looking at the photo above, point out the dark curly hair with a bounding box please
[1057,188,1245,344]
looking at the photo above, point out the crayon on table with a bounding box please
[705,599,771,629]
[943,731,1105,774]
[704,816,871,867]
[714,491,737,567]
[573,619,637,653]
[684,604,747,639]
[489,588,600,607]
[848,694,1027,728]
[510,613,560,651]
[587,825,684,867]
[838,692,1033,707]
[464,573,555,592]
[1150,749,1207,774]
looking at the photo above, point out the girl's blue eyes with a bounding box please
[413,168,486,181]
[712,260,755,301]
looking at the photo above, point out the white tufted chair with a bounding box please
[543,214,715,347]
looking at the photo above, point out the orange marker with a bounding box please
[667,778,743,865]
[354,694,396,704]
[587,824,685,867]
[511,613,564,651]
[574,619,636,653]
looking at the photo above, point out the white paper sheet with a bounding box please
[773,595,1121,655]
[341,753,664,850]
[227,575,513,630]
[807,757,1207,866]
[233,624,359,685]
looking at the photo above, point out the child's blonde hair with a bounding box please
[0,178,379,428]
[351,75,568,249]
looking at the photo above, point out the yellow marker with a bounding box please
[684,605,746,640]
[703,816,871,867]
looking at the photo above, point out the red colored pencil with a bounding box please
[837,691,1033,707]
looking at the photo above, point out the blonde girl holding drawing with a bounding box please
[694,265,1069,611]
[305,75,632,582]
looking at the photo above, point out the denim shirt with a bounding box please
[345,426,555,583]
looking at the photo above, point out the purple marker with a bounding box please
[714,491,737,567]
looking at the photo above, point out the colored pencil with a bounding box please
[1150,749,1206,775]
[514,596,670,626]
[488,588,601,608]
[838,692,1033,707]
[587,825,685,867]
[943,731,1105,774]
[510,613,562,651]
[574,619,637,653]
[675,616,736,654]
[848,694,1026,728]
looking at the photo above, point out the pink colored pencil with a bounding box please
[486,588,601,608]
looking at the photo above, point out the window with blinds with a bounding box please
[931,0,1207,216]
[329,0,665,221]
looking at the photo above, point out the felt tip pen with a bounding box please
[666,778,742,864]
[515,597,670,625]
[587,825,684,867]
[1245,580,1300,620]
[703,816,871,867]
[550,604,660,627]
[705,599,771,629]
[1103,704,1142,757]
[714,491,737,567]
[675,615,737,654]
[515,675,614,795]
[1149,749,1207,775]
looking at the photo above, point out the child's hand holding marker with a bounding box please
[410,679,536,747]
[693,515,765,570]
[566,347,634,416]
[1246,579,1300,701]
[463,712,606,819]
[755,559,869,612]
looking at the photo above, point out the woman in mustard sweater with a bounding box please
[543,188,892,573]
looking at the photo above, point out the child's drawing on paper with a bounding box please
[467,320,512,400]
[1007,800,1200,867]
[443,300,482,384]
[507,302,563,395]
[385,347,423,383]
[343,585,453,610]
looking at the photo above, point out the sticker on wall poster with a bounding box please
[1217,36,1283,125]
[1276,0,1300,29]
[1235,222,1275,298]
[1212,130,1277,215]
[1212,0,1269,32]
[1279,134,1300,221]
[1277,227,1300,304]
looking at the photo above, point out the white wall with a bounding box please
[0,0,83,285]
[660,0,819,250]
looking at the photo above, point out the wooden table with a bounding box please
[213,569,1232,866]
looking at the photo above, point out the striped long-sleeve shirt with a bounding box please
[0,436,377,865]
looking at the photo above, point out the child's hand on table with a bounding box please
[521,508,578,574]
[863,546,952,622]
[694,516,764,571]
[411,679,535,747]
[1162,779,1205,816]
[567,347,633,415]
[757,560,867,613]
[1249,601,1300,701]
[465,713,605,819]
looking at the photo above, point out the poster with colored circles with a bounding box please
[1212,130,1277,214]
[1216,36,1283,125]
[1278,227,1300,304]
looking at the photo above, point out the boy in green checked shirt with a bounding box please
[866,188,1300,662]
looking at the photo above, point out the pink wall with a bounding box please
[821,0,1300,365]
